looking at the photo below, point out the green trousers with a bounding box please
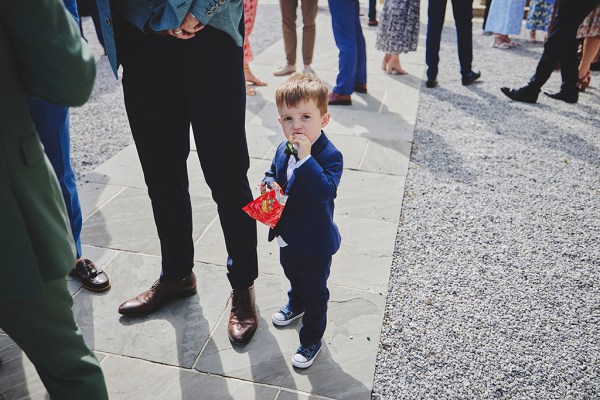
[0,278,108,399]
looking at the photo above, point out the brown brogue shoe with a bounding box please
[328,92,352,106]
[118,272,197,316]
[70,259,111,292]
[228,286,258,344]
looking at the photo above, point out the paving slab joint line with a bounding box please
[81,186,127,224]
[191,299,230,369]
[258,271,387,295]
[193,214,219,247]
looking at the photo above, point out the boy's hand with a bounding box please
[260,181,268,194]
[290,133,311,160]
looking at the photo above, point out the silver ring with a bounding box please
[174,29,183,35]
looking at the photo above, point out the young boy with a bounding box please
[260,73,343,368]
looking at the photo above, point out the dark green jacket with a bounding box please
[0,0,96,301]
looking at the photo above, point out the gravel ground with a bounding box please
[371,22,600,400]
[70,3,282,181]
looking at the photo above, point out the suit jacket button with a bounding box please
[104,17,112,26]
[207,11,213,16]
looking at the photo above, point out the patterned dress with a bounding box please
[243,0,258,63]
[376,0,420,54]
[525,0,555,31]
[485,0,526,35]
[577,5,600,38]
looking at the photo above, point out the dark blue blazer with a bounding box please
[264,132,343,258]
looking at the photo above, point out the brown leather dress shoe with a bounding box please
[328,92,352,106]
[118,272,197,316]
[70,259,111,292]
[228,286,258,344]
[354,83,367,93]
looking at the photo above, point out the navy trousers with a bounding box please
[119,23,258,288]
[529,0,600,90]
[328,0,367,95]
[26,0,83,259]
[426,0,473,80]
[368,0,377,21]
[281,247,332,346]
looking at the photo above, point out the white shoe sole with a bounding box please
[272,312,304,326]
[291,346,321,369]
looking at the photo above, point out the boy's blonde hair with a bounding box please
[275,73,329,115]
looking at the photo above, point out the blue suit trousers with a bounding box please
[27,99,83,258]
[328,0,367,95]
[281,247,332,346]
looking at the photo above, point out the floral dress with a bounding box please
[376,0,420,54]
[243,0,258,63]
[577,5,600,38]
[525,0,555,31]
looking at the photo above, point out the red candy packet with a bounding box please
[242,183,288,229]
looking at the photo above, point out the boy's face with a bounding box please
[278,100,330,143]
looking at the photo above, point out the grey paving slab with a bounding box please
[276,390,330,400]
[81,187,217,256]
[78,181,124,221]
[359,137,413,176]
[0,335,105,400]
[85,144,202,189]
[327,109,415,142]
[194,274,383,400]
[67,245,119,295]
[336,170,406,223]
[194,216,397,292]
[100,355,279,400]
[72,252,231,368]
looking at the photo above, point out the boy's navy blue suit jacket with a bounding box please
[264,132,343,258]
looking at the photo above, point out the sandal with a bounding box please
[381,54,391,70]
[244,64,267,86]
[578,71,591,92]
[245,83,256,96]
[385,62,407,75]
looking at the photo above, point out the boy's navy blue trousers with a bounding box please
[281,247,332,346]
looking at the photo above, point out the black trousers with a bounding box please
[120,24,258,289]
[529,0,600,90]
[426,0,473,80]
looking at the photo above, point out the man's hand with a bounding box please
[166,12,205,39]
[181,12,205,34]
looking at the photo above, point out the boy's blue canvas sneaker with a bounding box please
[292,341,322,369]
[272,304,304,326]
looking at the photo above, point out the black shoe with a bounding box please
[544,89,578,104]
[425,79,437,88]
[71,259,111,292]
[461,70,481,86]
[500,86,539,104]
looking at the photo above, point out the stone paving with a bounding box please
[0,1,423,399]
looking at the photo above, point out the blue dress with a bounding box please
[485,0,527,35]
[526,0,556,31]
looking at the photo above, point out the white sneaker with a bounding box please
[273,64,296,76]
[291,341,322,369]
[303,65,316,75]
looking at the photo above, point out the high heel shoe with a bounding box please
[244,64,267,86]
[385,62,407,75]
[578,71,591,92]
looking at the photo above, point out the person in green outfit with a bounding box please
[0,0,108,398]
